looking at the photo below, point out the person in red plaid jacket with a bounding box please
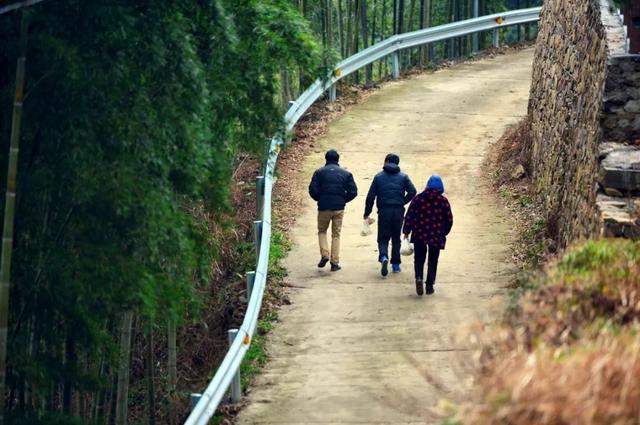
[402,175,453,296]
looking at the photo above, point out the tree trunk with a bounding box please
[62,336,76,414]
[146,324,156,425]
[346,0,353,57]
[280,68,293,109]
[338,0,345,57]
[167,319,177,394]
[378,0,388,77]
[448,0,455,58]
[360,0,372,84]
[325,0,333,50]
[397,0,405,34]
[0,13,28,425]
[428,0,434,60]
[353,0,361,84]
[407,0,417,66]
[371,0,377,79]
[298,0,309,92]
[419,0,426,66]
[115,312,133,425]
[408,0,417,31]
[393,0,397,34]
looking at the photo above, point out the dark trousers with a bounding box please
[414,242,441,286]
[377,207,404,264]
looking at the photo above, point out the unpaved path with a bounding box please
[238,50,533,424]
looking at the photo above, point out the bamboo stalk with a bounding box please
[115,312,133,425]
[337,0,345,57]
[0,12,28,425]
[167,319,177,394]
[146,324,155,425]
[325,0,333,50]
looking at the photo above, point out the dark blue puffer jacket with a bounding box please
[364,163,417,217]
[308,161,358,211]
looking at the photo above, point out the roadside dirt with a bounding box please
[237,49,534,424]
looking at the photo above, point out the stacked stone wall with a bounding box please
[602,55,640,142]
[528,0,608,247]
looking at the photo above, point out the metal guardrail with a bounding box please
[185,7,541,425]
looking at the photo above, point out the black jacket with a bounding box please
[309,161,358,211]
[364,163,417,217]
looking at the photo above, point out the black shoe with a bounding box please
[330,263,341,272]
[381,257,389,277]
[415,279,424,296]
[426,284,434,295]
[318,257,330,268]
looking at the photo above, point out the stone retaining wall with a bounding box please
[602,55,640,142]
[528,0,608,247]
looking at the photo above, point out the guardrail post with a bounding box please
[492,28,500,49]
[189,393,202,411]
[227,330,242,403]
[329,84,337,102]
[253,220,263,257]
[246,271,257,336]
[256,176,265,216]
[246,271,255,300]
[391,51,400,79]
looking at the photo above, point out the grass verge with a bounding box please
[459,238,640,424]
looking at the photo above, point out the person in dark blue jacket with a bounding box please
[309,149,358,271]
[364,154,417,276]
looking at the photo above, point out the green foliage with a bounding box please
[0,0,322,422]
[510,239,640,347]
[556,239,640,275]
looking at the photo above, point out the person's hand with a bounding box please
[366,216,375,225]
[403,233,409,239]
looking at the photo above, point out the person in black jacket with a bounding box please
[364,154,416,276]
[308,149,358,271]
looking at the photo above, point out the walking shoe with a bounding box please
[415,279,424,296]
[318,257,330,268]
[392,264,401,273]
[330,263,342,272]
[381,257,389,277]
[426,283,434,295]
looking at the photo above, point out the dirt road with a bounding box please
[237,49,533,424]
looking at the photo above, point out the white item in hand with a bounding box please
[400,238,414,256]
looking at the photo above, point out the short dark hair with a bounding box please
[385,153,400,165]
[325,149,340,163]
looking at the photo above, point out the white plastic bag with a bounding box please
[360,219,372,236]
[400,238,414,256]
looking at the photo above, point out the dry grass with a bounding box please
[461,239,640,425]
[467,329,640,425]
[483,118,553,268]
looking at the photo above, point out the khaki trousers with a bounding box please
[317,210,344,264]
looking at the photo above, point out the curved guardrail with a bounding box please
[185,6,541,424]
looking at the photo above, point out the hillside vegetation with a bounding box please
[465,239,640,424]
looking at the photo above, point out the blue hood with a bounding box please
[426,175,444,194]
